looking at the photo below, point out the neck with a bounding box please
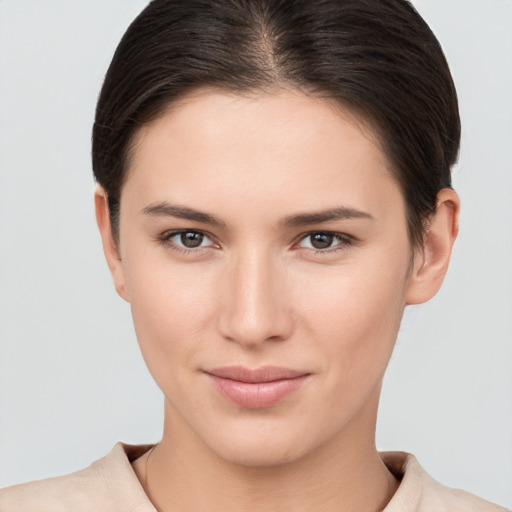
[134,392,398,512]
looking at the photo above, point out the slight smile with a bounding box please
[205,366,311,409]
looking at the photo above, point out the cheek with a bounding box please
[296,251,409,386]
[124,254,218,385]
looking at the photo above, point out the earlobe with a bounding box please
[94,186,129,302]
[405,188,460,305]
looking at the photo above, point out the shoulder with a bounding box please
[0,443,156,512]
[382,452,510,512]
[0,469,106,512]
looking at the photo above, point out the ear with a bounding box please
[405,188,460,305]
[94,186,129,302]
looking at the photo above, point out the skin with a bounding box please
[96,88,459,512]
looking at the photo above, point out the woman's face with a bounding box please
[110,89,418,466]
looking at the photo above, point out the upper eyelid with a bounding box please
[158,229,218,249]
[294,230,353,243]
[162,228,214,240]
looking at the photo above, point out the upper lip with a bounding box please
[205,366,309,383]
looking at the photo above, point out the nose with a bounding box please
[217,249,294,348]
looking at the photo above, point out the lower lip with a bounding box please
[208,375,308,409]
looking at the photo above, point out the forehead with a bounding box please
[123,89,402,223]
[132,87,386,168]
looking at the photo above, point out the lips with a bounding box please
[205,366,309,409]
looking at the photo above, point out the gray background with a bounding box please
[0,0,511,507]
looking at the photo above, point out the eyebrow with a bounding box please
[283,207,373,227]
[142,202,372,228]
[142,202,226,227]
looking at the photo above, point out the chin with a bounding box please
[196,416,324,468]
[217,438,308,468]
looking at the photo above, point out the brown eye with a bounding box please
[179,231,204,248]
[158,229,218,254]
[309,233,335,249]
[296,232,353,253]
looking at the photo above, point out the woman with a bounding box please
[0,0,509,510]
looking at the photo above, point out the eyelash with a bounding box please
[156,230,356,256]
[295,232,355,254]
[157,229,216,256]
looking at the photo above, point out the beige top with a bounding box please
[0,443,508,512]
